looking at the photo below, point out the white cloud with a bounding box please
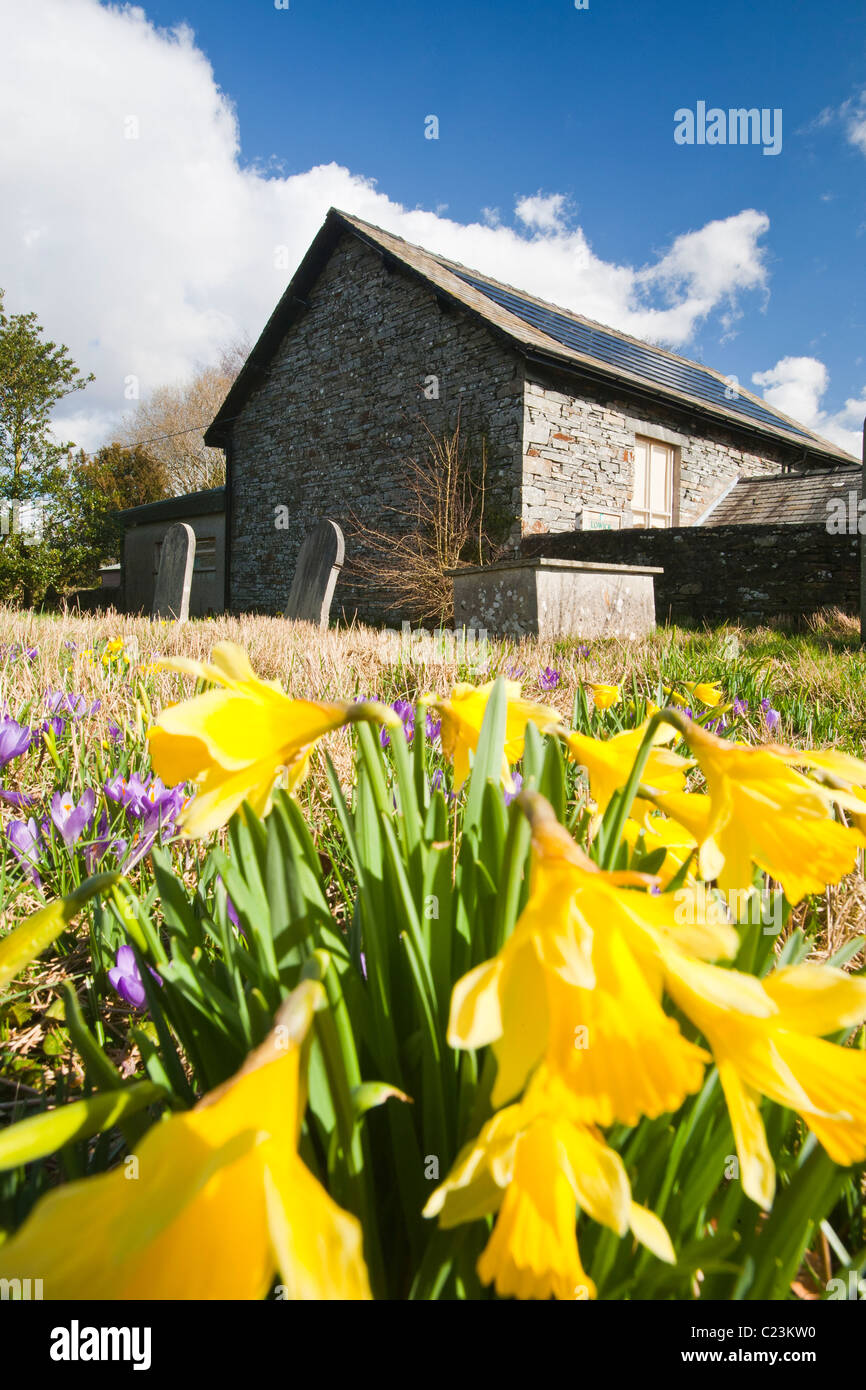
[2,0,778,452]
[805,88,866,157]
[752,357,863,457]
[514,192,569,233]
[843,90,866,155]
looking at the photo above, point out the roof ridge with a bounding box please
[333,208,853,460]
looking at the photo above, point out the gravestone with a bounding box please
[448,557,661,640]
[152,522,195,622]
[285,520,345,627]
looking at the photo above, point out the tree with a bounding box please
[117,338,248,495]
[346,420,503,625]
[73,442,169,575]
[0,289,94,604]
[77,441,168,514]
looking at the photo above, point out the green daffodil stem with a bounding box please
[300,951,387,1298]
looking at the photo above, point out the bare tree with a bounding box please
[117,336,249,495]
[347,419,500,625]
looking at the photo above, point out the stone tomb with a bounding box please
[151,522,195,623]
[449,557,661,640]
[285,519,345,627]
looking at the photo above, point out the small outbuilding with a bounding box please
[118,487,225,617]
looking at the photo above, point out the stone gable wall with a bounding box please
[521,372,791,538]
[228,233,525,619]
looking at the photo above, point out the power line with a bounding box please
[94,412,243,452]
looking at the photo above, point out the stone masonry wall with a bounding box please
[228,233,525,619]
[521,371,791,537]
[521,523,859,624]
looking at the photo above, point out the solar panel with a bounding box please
[452,270,811,440]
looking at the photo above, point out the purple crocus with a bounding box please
[41,715,66,740]
[103,770,140,810]
[0,718,31,769]
[393,699,415,738]
[539,666,560,692]
[380,698,415,748]
[0,644,37,663]
[0,786,34,810]
[44,692,100,719]
[49,788,96,848]
[7,817,43,884]
[425,710,441,742]
[761,697,781,732]
[101,771,184,870]
[138,777,186,826]
[732,698,749,717]
[105,770,184,826]
[85,812,128,873]
[503,771,524,807]
[108,945,161,1009]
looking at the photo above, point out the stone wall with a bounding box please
[228,232,525,619]
[521,370,790,538]
[521,522,859,624]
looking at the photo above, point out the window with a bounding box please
[632,436,675,527]
[153,534,217,574]
[193,537,217,574]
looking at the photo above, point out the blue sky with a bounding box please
[2,0,864,452]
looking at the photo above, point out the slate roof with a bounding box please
[117,487,225,527]
[701,469,861,526]
[206,208,857,466]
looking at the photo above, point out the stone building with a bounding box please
[203,208,856,620]
[118,488,225,617]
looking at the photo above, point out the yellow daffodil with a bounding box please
[646,789,724,882]
[663,956,866,1210]
[675,721,865,903]
[586,682,620,711]
[563,720,692,815]
[448,795,737,1118]
[768,746,866,833]
[147,642,397,837]
[0,983,371,1300]
[683,681,725,708]
[432,681,559,791]
[622,810,698,884]
[424,1067,674,1300]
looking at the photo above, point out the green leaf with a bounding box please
[351,1081,412,1120]
[463,676,507,835]
[0,873,119,993]
[0,1081,165,1170]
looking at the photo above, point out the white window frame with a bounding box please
[632,435,675,528]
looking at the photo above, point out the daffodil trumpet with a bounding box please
[0,983,372,1299]
[147,642,400,837]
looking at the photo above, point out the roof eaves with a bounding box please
[208,209,858,467]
